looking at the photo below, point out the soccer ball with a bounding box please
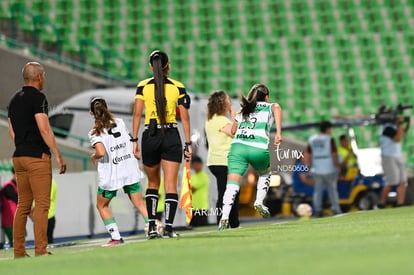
[296,203,312,217]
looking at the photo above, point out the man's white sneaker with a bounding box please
[254,203,270,218]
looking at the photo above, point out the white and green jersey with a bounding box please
[89,118,141,191]
[233,102,274,150]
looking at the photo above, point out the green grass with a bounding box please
[1,207,414,274]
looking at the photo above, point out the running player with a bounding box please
[218,84,282,230]
[89,97,148,246]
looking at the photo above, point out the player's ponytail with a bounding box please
[240,84,269,119]
[90,97,116,136]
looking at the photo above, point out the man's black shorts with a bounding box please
[141,128,182,166]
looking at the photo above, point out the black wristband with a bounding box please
[185,141,192,145]
[130,137,138,142]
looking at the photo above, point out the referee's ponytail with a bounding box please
[150,50,169,128]
[241,84,270,119]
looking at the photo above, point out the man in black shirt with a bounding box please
[7,61,67,258]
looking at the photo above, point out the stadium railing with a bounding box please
[5,3,134,83]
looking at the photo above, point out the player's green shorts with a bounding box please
[98,182,141,199]
[228,143,270,176]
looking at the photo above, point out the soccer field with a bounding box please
[1,207,413,275]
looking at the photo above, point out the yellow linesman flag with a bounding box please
[179,161,193,225]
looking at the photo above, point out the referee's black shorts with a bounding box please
[141,128,182,166]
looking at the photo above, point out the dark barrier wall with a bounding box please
[407,177,414,205]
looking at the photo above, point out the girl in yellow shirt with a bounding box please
[205,91,240,228]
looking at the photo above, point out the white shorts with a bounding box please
[381,156,407,186]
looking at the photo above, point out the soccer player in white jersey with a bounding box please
[89,97,148,246]
[218,84,282,230]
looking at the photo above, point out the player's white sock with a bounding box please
[255,174,270,206]
[104,218,122,240]
[221,181,240,220]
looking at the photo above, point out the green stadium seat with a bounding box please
[32,0,51,18]
[268,9,289,37]
[123,44,138,62]
[0,1,15,20]
[4,0,414,163]
[85,47,106,69]
[296,12,315,36]
[61,34,80,54]
[108,56,131,78]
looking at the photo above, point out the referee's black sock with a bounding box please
[145,189,159,231]
[164,193,179,233]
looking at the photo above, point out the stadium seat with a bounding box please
[3,0,414,159]
[0,1,14,20]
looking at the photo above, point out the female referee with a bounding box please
[89,97,148,246]
[218,84,282,230]
[131,50,192,239]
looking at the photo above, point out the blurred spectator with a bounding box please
[190,156,210,227]
[47,179,57,244]
[1,168,17,246]
[308,121,341,217]
[378,118,409,207]
[292,151,314,199]
[337,134,358,181]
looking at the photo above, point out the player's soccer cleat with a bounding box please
[162,231,180,239]
[254,203,270,218]
[218,218,229,231]
[101,238,124,247]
